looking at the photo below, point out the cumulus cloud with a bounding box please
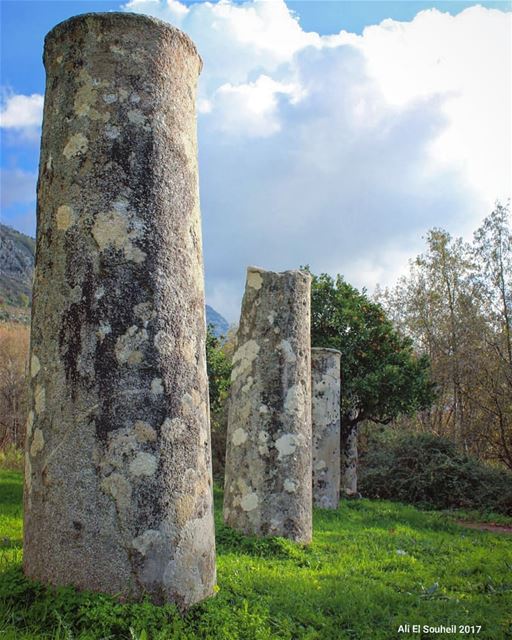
[333,6,512,225]
[1,92,44,142]
[125,0,319,94]
[206,75,304,137]
[0,93,43,128]
[120,2,510,319]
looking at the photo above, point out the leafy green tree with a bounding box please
[206,325,231,413]
[381,230,476,442]
[470,202,512,468]
[379,203,512,469]
[307,270,435,494]
[206,324,232,476]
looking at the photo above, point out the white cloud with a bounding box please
[1,92,44,145]
[124,0,319,94]
[118,2,510,320]
[207,75,304,137]
[334,6,512,220]
[1,92,43,128]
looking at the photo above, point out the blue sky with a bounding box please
[1,1,508,96]
[1,0,511,319]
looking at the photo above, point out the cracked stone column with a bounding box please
[311,348,341,509]
[223,267,312,543]
[23,13,216,607]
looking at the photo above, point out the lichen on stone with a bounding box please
[62,133,88,159]
[231,428,248,446]
[231,339,260,381]
[132,529,162,555]
[100,473,132,513]
[34,384,46,415]
[246,270,263,290]
[56,205,75,231]
[240,492,259,511]
[275,433,297,459]
[115,325,148,365]
[151,378,164,396]
[129,452,157,477]
[133,420,157,443]
[30,428,45,457]
[30,355,41,378]
[92,206,146,264]
[25,410,34,440]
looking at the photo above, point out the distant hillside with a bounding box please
[206,304,229,338]
[0,224,35,322]
[0,223,229,335]
[0,224,35,305]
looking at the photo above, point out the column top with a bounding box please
[311,347,342,356]
[44,12,202,70]
[247,265,311,279]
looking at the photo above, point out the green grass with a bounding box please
[1,470,511,639]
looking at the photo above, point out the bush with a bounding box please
[359,431,512,515]
[0,444,24,472]
[206,325,232,479]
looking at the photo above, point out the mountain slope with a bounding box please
[206,304,229,338]
[0,224,35,308]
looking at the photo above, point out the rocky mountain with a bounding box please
[0,223,229,335]
[0,224,35,308]
[206,304,229,338]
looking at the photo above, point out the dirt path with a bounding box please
[455,520,512,535]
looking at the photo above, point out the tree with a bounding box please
[469,202,512,468]
[0,323,30,448]
[308,270,435,494]
[379,230,477,445]
[379,203,512,470]
[206,324,232,476]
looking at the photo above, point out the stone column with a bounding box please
[223,267,312,543]
[23,13,216,608]
[342,425,359,497]
[311,348,341,509]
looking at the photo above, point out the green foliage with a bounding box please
[306,269,435,427]
[0,445,24,472]
[1,470,512,639]
[205,325,231,414]
[206,325,232,477]
[379,203,512,470]
[360,431,512,515]
[17,294,30,308]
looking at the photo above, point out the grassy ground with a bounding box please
[1,469,511,640]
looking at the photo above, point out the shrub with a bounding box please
[0,444,24,472]
[359,431,512,515]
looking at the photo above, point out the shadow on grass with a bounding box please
[216,523,323,568]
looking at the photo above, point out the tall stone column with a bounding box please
[23,13,216,607]
[223,267,312,543]
[311,348,341,509]
[342,425,359,497]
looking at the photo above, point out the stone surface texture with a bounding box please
[23,12,216,607]
[342,425,359,497]
[223,267,312,543]
[311,348,341,509]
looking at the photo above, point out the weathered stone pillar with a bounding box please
[311,348,341,509]
[223,267,312,543]
[23,13,216,607]
[342,425,360,497]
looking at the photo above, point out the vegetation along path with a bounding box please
[0,470,511,640]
